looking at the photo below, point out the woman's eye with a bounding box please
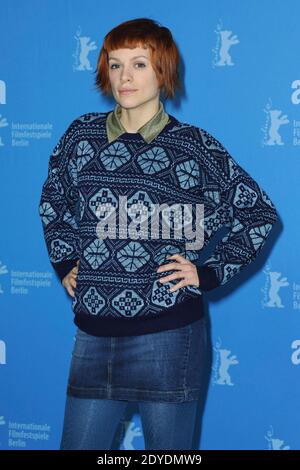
[109,63,146,69]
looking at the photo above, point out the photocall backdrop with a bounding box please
[0,0,299,450]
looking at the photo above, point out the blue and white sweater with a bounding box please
[38,109,278,336]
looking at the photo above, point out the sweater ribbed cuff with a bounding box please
[51,258,79,282]
[196,265,220,291]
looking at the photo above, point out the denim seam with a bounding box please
[67,385,202,394]
[182,324,192,401]
[107,337,115,399]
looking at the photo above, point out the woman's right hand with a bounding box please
[62,260,79,297]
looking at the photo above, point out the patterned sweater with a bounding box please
[38,101,278,336]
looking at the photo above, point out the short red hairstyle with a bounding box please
[94,18,182,100]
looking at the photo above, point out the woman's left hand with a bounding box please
[156,253,199,293]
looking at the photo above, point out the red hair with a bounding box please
[93,18,182,100]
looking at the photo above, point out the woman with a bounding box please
[39,18,278,450]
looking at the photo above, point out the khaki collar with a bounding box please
[106,100,170,144]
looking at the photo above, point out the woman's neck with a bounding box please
[118,97,160,133]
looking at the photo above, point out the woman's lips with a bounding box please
[119,90,137,95]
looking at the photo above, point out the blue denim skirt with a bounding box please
[66,316,208,403]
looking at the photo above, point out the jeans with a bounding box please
[66,318,208,403]
[60,395,199,450]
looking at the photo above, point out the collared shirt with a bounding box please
[106,99,170,144]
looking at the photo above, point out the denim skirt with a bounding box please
[66,316,208,403]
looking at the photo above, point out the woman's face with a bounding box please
[108,46,160,108]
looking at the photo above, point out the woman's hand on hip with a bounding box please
[62,260,80,297]
[156,253,199,293]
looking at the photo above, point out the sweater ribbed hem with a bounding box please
[73,295,205,337]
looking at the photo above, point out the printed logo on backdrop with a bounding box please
[212,338,239,386]
[112,416,143,451]
[291,340,300,365]
[261,262,300,310]
[0,260,53,295]
[265,425,290,450]
[0,78,8,146]
[0,80,53,149]
[262,98,289,146]
[0,340,6,365]
[212,19,239,68]
[262,82,300,147]
[10,122,53,148]
[73,26,97,72]
[0,419,51,449]
[0,79,6,105]
[0,416,6,448]
[0,114,8,147]
[261,263,289,309]
[0,260,8,294]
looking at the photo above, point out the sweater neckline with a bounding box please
[104,112,179,144]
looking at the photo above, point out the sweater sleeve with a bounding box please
[38,121,80,282]
[196,130,279,292]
